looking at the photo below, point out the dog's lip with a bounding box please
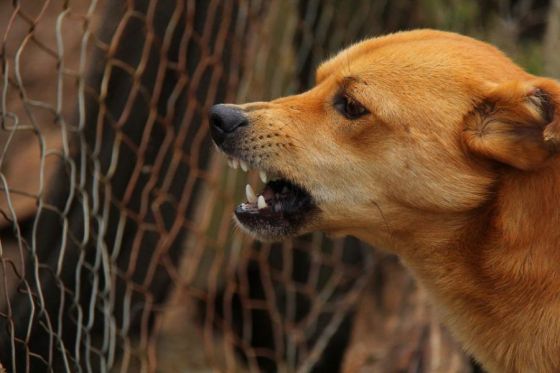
[216,146,283,184]
[233,177,317,240]
[215,146,301,205]
[225,155,279,183]
[216,150,317,239]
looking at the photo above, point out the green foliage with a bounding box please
[515,42,545,75]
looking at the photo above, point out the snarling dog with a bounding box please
[208,30,560,373]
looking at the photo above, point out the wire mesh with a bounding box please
[0,0,557,372]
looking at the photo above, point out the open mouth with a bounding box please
[225,157,317,240]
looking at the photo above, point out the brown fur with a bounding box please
[226,30,560,372]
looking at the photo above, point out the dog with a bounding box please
[209,29,560,373]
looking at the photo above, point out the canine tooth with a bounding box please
[245,184,257,203]
[259,171,267,183]
[232,159,239,169]
[240,160,249,172]
[257,195,267,209]
[227,159,234,168]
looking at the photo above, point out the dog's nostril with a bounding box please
[209,112,226,135]
[209,104,248,134]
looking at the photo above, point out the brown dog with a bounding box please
[209,30,560,372]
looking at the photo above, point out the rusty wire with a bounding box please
[0,1,373,371]
[0,0,556,372]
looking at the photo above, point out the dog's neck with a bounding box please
[357,159,560,372]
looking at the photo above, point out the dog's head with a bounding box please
[209,30,560,247]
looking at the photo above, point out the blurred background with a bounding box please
[0,1,558,372]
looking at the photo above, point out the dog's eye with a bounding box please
[334,95,369,119]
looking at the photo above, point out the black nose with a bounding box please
[209,104,248,146]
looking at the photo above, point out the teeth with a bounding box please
[231,159,239,169]
[259,171,267,183]
[257,195,267,209]
[245,184,257,203]
[240,160,249,172]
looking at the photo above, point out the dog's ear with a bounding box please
[463,79,560,170]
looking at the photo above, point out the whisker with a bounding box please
[371,199,395,249]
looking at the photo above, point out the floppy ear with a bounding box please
[463,79,560,170]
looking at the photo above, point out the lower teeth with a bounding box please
[257,195,267,209]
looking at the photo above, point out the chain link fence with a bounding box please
[0,0,557,372]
